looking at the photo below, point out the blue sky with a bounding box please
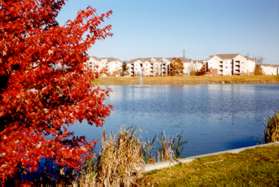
[58,0,279,64]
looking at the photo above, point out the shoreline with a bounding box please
[144,142,279,173]
[140,142,279,186]
[94,75,279,85]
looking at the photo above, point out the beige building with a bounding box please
[127,58,170,76]
[207,54,256,75]
[85,54,266,77]
[85,57,123,76]
[261,64,279,75]
[183,59,204,75]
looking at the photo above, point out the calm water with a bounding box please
[70,84,279,157]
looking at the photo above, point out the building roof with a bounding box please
[244,56,256,61]
[261,64,279,67]
[191,60,205,63]
[89,56,121,62]
[207,54,256,62]
[89,56,203,64]
[128,57,170,63]
[215,54,239,60]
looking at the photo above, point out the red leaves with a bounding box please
[0,0,111,182]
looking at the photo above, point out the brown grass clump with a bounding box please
[157,132,174,161]
[142,136,157,164]
[76,130,186,186]
[95,128,144,186]
[265,112,279,143]
[76,159,97,186]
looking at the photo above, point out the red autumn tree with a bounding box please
[0,0,112,182]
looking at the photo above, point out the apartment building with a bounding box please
[261,64,279,75]
[84,54,268,77]
[85,57,123,76]
[127,58,171,76]
[207,54,256,75]
[183,59,204,75]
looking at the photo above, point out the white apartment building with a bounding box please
[84,54,271,77]
[85,57,123,76]
[183,59,204,75]
[261,64,279,75]
[127,58,171,76]
[207,54,256,75]
[127,59,143,76]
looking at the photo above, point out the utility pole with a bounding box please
[182,49,186,59]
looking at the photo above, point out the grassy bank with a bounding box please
[140,144,279,186]
[94,75,279,85]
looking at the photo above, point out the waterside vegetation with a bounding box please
[75,129,186,186]
[265,112,279,143]
[95,75,279,85]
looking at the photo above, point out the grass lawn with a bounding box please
[139,144,279,186]
[94,75,279,85]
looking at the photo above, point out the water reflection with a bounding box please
[70,84,279,157]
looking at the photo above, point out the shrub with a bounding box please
[190,70,197,76]
[254,64,263,75]
[265,112,279,143]
[169,58,184,76]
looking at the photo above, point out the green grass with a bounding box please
[94,75,279,85]
[140,144,279,186]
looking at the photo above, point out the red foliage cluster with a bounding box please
[0,0,112,182]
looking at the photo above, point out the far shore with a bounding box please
[94,75,279,85]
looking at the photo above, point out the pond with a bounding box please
[70,84,279,157]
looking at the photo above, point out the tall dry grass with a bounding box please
[157,132,187,161]
[76,129,186,186]
[95,128,144,186]
[265,112,279,143]
[76,128,144,186]
[141,136,157,164]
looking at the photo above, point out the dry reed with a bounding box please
[265,112,279,143]
[95,128,144,186]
